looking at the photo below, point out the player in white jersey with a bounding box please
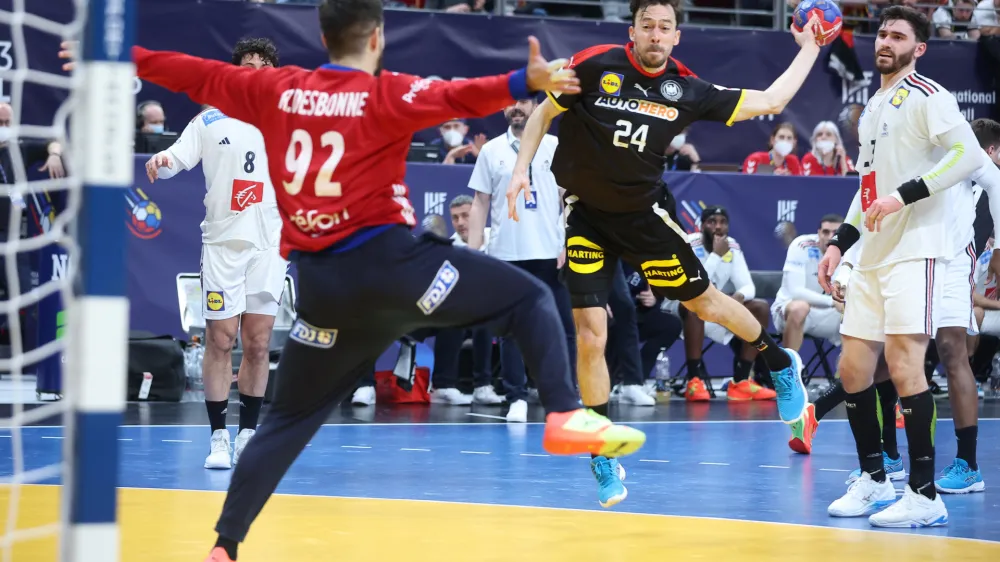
[144,39,288,470]
[817,6,985,528]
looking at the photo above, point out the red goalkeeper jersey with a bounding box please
[133,47,529,258]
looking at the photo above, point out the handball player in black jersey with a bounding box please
[506,0,825,507]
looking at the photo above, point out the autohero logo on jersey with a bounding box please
[289,208,351,236]
[566,236,605,274]
[641,256,688,287]
[599,72,624,97]
[231,180,264,212]
[418,260,460,315]
[205,291,225,312]
[289,318,338,349]
[595,97,679,121]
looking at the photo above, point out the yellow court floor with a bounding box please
[2,485,999,561]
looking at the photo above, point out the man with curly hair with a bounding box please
[145,37,287,470]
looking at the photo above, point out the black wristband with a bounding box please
[830,222,860,254]
[896,177,931,205]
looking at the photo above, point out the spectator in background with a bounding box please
[448,194,489,249]
[466,98,571,423]
[425,0,488,13]
[616,264,683,395]
[802,121,855,176]
[974,0,1000,33]
[771,214,845,353]
[662,206,776,402]
[137,100,166,134]
[605,263,656,406]
[742,122,801,176]
[431,118,486,165]
[934,0,981,38]
[664,127,701,172]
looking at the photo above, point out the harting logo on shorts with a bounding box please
[206,291,225,312]
[418,260,460,315]
[289,318,338,349]
[566,236,604,274]
[641,256,687,287]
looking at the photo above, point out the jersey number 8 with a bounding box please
[612,120,648,153]
[283,129,345,197]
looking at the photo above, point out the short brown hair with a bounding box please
[319,0,384,59]
[629,0,683,24]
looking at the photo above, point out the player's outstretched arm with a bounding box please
[727,17,822,123]
[506,98,561,221]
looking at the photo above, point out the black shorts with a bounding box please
[564,196,710,308]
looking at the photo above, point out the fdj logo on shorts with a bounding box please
[205,291,225,312]
[566,236,604,274]
[641,256,688,287]
[418,261,459,315]
[290,318,338,349]
[599,72,624,97]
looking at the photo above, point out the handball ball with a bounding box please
[792,0,843,47]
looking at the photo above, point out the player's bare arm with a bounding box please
[819,187,861,291]
[145,153,173,182]
[507,98,562,221]
[727,17,822,123]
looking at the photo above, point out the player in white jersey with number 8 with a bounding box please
[817,6,985,528]
[145,38,288,470]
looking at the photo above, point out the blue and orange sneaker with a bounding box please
[788,403,818,454]
[542,409,646,458]
[770,348,807,423]
[591,456,628,508]
[935,459,985,494]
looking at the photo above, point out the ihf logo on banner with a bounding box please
[424,192,447,216]
[777,200,798,223]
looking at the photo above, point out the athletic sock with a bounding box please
[206,399,229,433]
[686,359,703,380]
[748,329,791,371]
[814,379,847,421]
[845,385,886,482]
[215,536,238,560]
[874,379,899,460]
[238,394,264,432]
[900,390,937,500]
[955,425,978,470]
[588,402,609,460]
[733,359,753,383]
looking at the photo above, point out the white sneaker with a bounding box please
[351,386,376,406]
[642,380,658,397]
[506,399,528,423]
[472,385,504,405]
[609,384,623,403]
[827,471,897,517]
[618,384,656,406]
[869,485,949,528]
[204,429,232,470]
[430,388,473,405]
[232,428,255,466]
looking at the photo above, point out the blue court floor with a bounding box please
[2,418,999,543]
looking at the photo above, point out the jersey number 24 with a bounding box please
[613,120,648,153]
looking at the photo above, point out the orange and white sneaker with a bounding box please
[204,547,234,562]
[788,403,819,454]
[685,377,711,402]
[895,403,904,429]
[543,409,646,458]
[726,379,777,401]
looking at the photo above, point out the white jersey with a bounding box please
[775,234,830,309]
[160,108,282,249]
[688,233,755,299]
[854,71,968,270]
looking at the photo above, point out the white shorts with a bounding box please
[771,301,843,345]
[937,243,978,335]
[840,258,946,342]
[201,240,288,320]
[661,299,734,345]
[981,310,1000,336]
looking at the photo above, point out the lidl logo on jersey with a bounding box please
[231,180,264,211]
[418,260,460,315]
[777,199,798,223]
[424,192,447,216]
[890,87,909,108]
[595,97,678,121]
[205,291,225,312]
[125,187,163,240]
[599,72,624,97]
[289,318,338,349]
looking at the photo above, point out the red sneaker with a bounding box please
[726,379,777,401]
[685,377,710,402]
[788,403,819,454]
[542,409,646,458]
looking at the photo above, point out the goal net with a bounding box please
[0,1,133,561]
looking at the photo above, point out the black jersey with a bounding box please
[547,43,745,213]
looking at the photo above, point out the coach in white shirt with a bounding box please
[467,98,573,423]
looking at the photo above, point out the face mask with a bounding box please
[442,129,463,147]
[147,124,165,134]
[0,126,11,144]
[670,134,686,150]
[772,140,793,157]
[815,139,835,154]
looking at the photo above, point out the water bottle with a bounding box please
[654,347,671,392]
[185,335,204,391]
[989,352,1000,400]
